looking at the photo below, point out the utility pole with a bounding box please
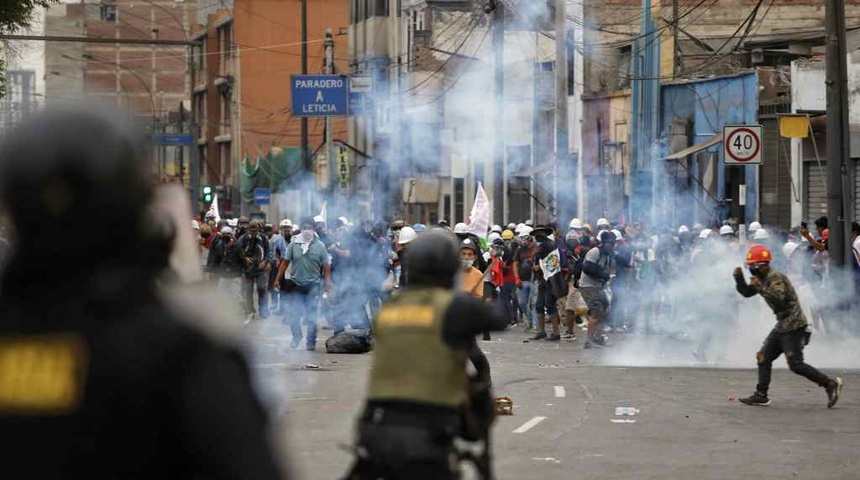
[493,1,505,223]
[825,0,852,269]
[555,0,569,223]
[672,0,679,78]
[301,0,310,180]
[325,28,337,192]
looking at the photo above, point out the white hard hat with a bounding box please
[491,224,502,234]
[782,241,800,259]
[313,215,326,224]
[569,218,584,230]
[398,226,418,245]
[337,216,350,226]
[525,219,534,227]
[611,229,623,241]
[191,220,200,230]
[753,228,770,240]
[515,223,527,234]
[506,223,517,230]
[596,218,610,227]
[227,218,239,227]
[698,228,713,239]
[678,225,690,234]
[488,232,502,243]
[280,219,293,227]
[719,225,734,236]
[518,226,533,237]
[749,221,762,232]
[453,222,469,234]
[220,226,234,236]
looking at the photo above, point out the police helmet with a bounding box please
[405,230,460,289]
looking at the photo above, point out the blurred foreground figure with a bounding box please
[343,230,507,480]
[733,245,843,408]
[0,108,287,479]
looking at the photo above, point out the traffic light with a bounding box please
[202,185,213,203]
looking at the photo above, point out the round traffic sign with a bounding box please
[725,127,761,163]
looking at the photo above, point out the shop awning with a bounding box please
[661,133,723,160]
[512,161,555,177]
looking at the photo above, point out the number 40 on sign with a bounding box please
[723,125,763,165]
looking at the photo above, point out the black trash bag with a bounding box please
[325,330,372,354]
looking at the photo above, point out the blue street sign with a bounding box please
[153,133,195,146]
[291,75,348,117]
[253,188,271,206]
[348,74,373,116]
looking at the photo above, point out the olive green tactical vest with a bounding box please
[368,287,469,408]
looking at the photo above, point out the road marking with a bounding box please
[611,419,636,424]
[513,416,546,433]
[554,386,566,398]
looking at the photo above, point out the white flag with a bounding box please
[207,194,221,223]
[318,200,327,224]
[539,249,562,279]
[468,182,491,239]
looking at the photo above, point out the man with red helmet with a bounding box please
[733,244,843,407]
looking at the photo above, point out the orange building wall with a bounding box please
[234,0,350,156]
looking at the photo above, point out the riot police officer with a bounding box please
[343,230,507,480]
[0,107,287,479]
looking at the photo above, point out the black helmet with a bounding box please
[404,229,460,289]
[0,107,152,263]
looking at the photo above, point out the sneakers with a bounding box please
[584,341,603,349]
[530,331,548,340]
[289,338,301,349]
[546,333,561,341]
[827,377,844,408]
[739,391,771,406]
[562,333,577,341]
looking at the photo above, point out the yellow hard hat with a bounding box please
[501,229,515,240]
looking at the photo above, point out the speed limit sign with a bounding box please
[723,125,762,164]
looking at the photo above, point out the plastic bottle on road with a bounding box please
[615,407,640,416]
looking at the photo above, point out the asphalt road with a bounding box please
[244,319,860,480]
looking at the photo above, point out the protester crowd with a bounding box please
[192,210,860,353]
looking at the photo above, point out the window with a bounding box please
[100,4,117,22]
[218,24,233,62]
[220,142,232,185]
[220,95,231,130]
[454,179,464,224]
[372,0,389,17]
[566,29,575,96]
[191,44,205,72]
[193,92,206,126]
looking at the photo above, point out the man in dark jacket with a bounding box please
[0,107,287,479]
[237,219,272,321]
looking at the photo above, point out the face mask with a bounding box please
[300,229,315,242]
[749,264,767,278]
[461,258,474,269]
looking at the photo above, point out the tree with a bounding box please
[0,1,55,98]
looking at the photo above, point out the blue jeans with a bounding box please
[282,281,321,346]
[517,281,538,328]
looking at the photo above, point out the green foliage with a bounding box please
[0,1,56,98]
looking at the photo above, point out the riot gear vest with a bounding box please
[368,287,468,408]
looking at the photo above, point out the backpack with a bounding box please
[325,330,372,354]
[568,246,585,284]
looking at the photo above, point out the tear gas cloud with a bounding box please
[601,221,860,371]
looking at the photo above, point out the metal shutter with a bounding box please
[805,161,828,223]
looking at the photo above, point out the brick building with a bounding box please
[191,0,350,216]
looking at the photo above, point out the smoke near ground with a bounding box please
[602,236,860,370]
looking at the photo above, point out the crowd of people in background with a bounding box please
[191,210,860,354]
